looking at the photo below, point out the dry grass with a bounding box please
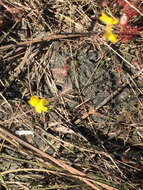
[0,0,143,189]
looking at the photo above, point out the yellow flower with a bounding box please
[99,11,119,25]
[99,11,119,43]
[104,25,118,43]
[28,96,40,107]
[28,96,48,113]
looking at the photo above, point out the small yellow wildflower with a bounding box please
[104,25,118,43]
[99,11,119,43]
[28,96,48,113]
[99,11,119,25]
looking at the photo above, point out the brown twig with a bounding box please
[0,33,90,50]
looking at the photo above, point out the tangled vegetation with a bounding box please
[0,0,143,189]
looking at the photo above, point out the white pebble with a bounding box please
[120,13,128,26]
[15,130,34,136]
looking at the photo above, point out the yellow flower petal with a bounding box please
[35,99,48,113]
[104,32,118,43]
[104,25,118,43]
[106,25,112,33]
[28,96,40,107]
[28,96,48,113]
[99,11,119,25]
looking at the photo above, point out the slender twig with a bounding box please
[0,33,90,50]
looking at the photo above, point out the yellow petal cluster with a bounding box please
[99,11,119,25]
[99,11,119,43]
[104,25,118,43]
[28,96,48,113]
